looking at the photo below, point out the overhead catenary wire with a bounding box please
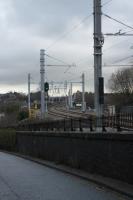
[103,29,133,64]
[103,55,133,69]
[112,55,133,64]
[46,65,72,67]
[75,38,129,65]
[103,37,130,53]
[44,13,92,75]
[103,13,133,31]
[46,14,93,50]
[67,1,114,66]
[102,0,113,7]
[75,18,133,66]
[46,53,72,66]
[44,2,133,87]
[45,53,76,75]
[75,34,133,68]
[104,64,133,67]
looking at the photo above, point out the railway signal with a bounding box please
[44,82,49,92]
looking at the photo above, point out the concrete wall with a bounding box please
[0,129,16,151]
[16,131,133,184]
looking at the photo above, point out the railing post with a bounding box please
[64,119,66,131]
[90,117,93,132]
[71,119,73,131]
[45,122,47,131]
[102,115,106,132]
[51,121,54,131]
[131,113,132,128]
[130,114,133,128]
[79,118,83,132]
[117,112,121,131]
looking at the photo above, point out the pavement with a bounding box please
[0,151,133,200]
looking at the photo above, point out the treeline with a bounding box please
[108,66,133,106]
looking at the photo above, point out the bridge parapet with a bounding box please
[16,130,133,185]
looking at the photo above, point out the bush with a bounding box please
[18,110,28,121]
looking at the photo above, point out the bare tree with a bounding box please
[108,67,133,94]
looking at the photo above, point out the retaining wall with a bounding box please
[16,131,133,184]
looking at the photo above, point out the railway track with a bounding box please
[48,105,133,131]
[48,110,71,119]
[48,105,93,119]
[18,104,133,132]
[49,105,94,119]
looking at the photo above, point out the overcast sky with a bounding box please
[0,0,133,94]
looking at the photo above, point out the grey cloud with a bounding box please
[8,0,92,38]
[0,0,132,93]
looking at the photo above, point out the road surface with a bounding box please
[0,152,130,200]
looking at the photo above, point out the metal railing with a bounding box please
[18,118,93,132]
[17,113,133,132]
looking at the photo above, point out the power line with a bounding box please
[104,32,133,36]
[112,55,133,64]
[124,30,133,34]
[103,13,133,30]
[103,38,130,53]
[102,0,113,7]
[46,53,76,75]
[75,33,133,68]
[75,23,133,67]
[46,65,72,67]
[104,64,133,67]
[101,29,133,53]
[46,14,92,50]
[46,53,71,66]
[76,56,89,64]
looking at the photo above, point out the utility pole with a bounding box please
[40,49,45,119]
[28,73,31,118]
[82,73,86,112]
[94,0,104,126]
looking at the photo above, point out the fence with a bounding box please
[17,113,133,132]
